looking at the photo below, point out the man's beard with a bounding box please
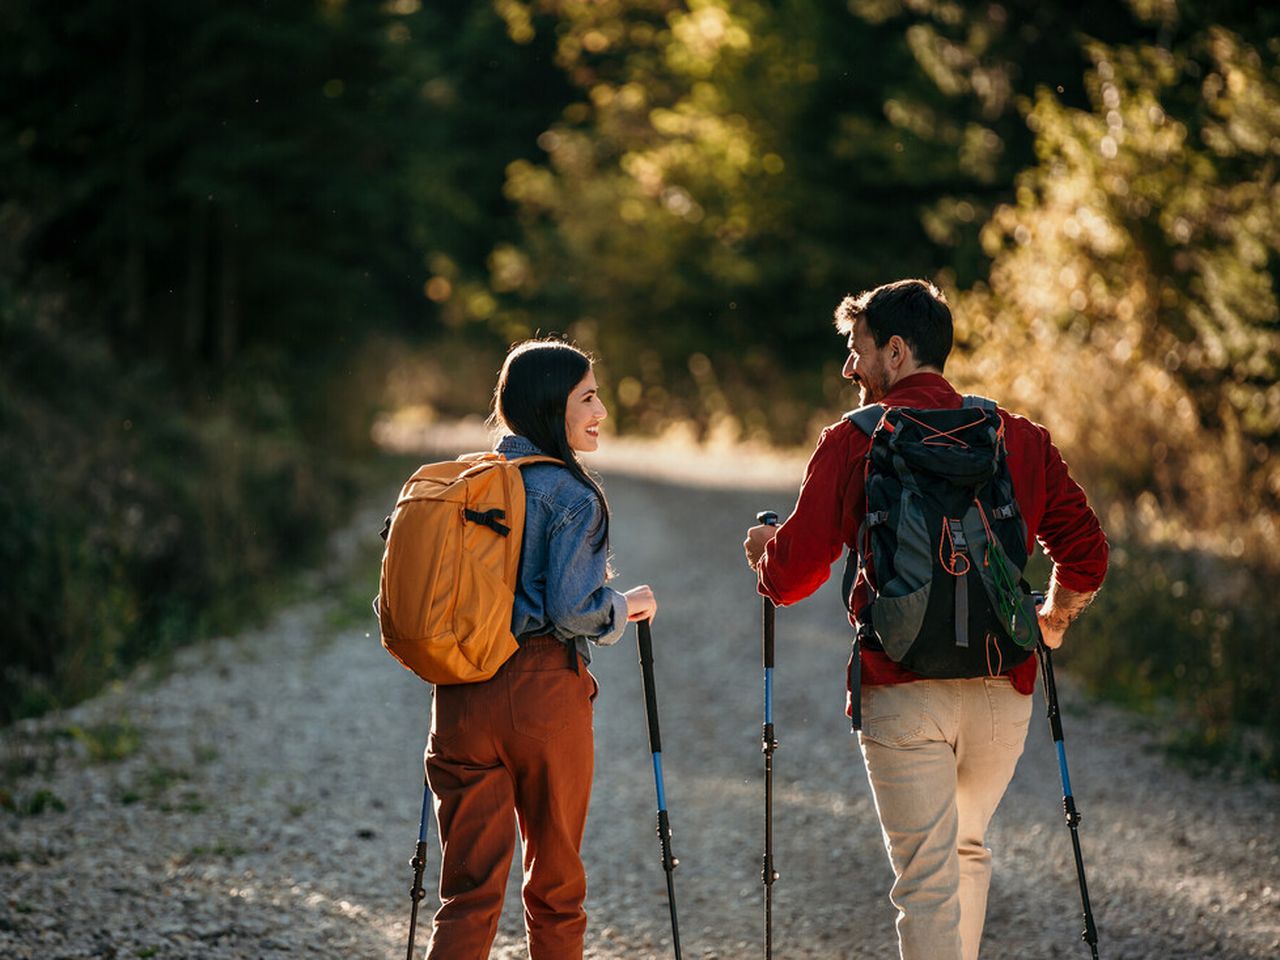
[857,369,890,405]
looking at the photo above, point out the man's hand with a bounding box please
[743,523,779,570]
[1036,579,1097,649]
[1037,609,1068,649]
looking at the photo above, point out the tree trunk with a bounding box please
[124,0,146,336]
[218,208,239,366]
[184,197,208,362]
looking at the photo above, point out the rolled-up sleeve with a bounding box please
[545,496,627,646]
[758,423,857,606]
[1036,434,1109,592]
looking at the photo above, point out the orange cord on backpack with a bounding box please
[979,501,1002,670]
[939,518,971,576]
[986,632,1003,677]
[899,410,986,448]
[976,500,996,567]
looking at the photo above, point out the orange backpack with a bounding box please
[376,451,559,685]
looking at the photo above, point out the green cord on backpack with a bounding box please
[984,530,1037,650]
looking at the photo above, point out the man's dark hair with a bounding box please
[833,278,953,372]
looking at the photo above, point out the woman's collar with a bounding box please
[496,433,546,458]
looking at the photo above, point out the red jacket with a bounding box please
[757,372,1108,702]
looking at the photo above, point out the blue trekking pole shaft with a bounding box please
[405,778,432,960]
[756,510,780,960]
[1033,592,1100,960]
[637,619,683,960]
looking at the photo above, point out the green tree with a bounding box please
[955,11,1280,530]
[472,0,1152,441]
[0,0,574,720]
[1,1,569,381]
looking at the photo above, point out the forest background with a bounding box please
[2,0,1277,777]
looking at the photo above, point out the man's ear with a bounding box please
[888,335,909,368]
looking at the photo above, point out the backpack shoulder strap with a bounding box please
[454,455,562,537]
[509,454,563,468]
[962,394,998,412]
[843,404,886,437]
[457,452,562,471]
[841,404,885,612]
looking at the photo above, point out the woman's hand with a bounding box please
[623,585,658,623]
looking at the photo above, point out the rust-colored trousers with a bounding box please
[424,635,597,960]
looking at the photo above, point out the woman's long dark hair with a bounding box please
[492,339,610,551]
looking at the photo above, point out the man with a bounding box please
[743,278,1107,960]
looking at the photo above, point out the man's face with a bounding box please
[842,316,891,405]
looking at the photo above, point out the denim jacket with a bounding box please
[497,434,627,664]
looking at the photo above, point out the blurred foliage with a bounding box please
[473,0,1152,442]
[0,1,568,722]
[2,0,1278,771]
[0,0,571,366]
[0,283,356,720]
[956,17,1280,537]
[1063,540,1280,780]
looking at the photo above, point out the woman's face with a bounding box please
[564,366,607,452]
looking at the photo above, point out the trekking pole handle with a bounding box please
[756,511,779,672]
[1030,592,1068,739]
[637,619,662,756]
[1031,590,1047,649]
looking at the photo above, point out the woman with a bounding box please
[424,338,657,959]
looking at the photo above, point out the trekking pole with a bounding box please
[636,619,683,959]
[1033,593,1100,960]
[404,778,432,960]
[755,509,780,960]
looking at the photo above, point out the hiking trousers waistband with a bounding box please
[516,633,581,672]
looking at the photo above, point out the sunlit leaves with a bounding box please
[958,21,1280,540]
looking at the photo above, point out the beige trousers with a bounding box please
[858,677,1033,960]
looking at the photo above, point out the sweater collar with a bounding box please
[881,371,956,403]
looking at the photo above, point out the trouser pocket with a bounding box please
[860,681,933,747]
[983,676,1032,748]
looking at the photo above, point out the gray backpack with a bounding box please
[843,396,1041,723]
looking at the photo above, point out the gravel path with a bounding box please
[2,462,1278,959]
